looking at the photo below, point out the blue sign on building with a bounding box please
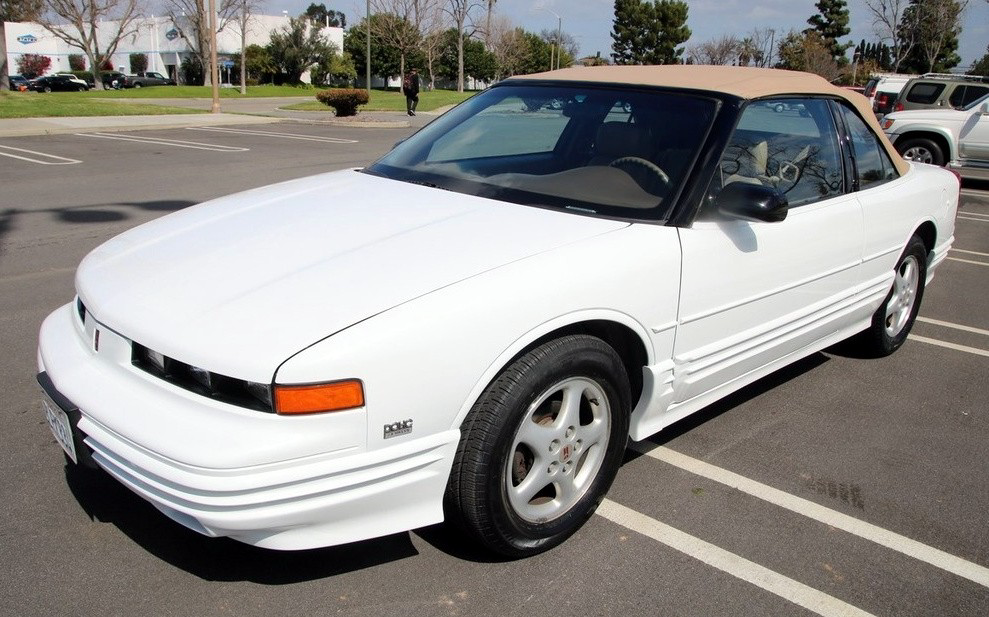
[17,34,38,45]
[165,29,179,41]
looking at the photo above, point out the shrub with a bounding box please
[130,53,148,74]
[17,54,52,79]
[68,54,86,71]
[315,88,369,116]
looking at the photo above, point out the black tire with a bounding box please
[43,86,52,93]
[133,82,142,88]
[854,235,927,357]
[77,85,87,92]
[446,335,631,557]
[896,137,945,166]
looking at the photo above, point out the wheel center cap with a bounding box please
[560,444,573,463]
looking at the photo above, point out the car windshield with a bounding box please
[364,84,718,220]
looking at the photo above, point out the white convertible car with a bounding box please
[38,66,958,557]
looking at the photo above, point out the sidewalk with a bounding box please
[0,98,448,137]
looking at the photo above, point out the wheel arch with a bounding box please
[895,129,954,162]
[451,313,653,431]
[913,220,937,259]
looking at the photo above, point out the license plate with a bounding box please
[42,390,77,464]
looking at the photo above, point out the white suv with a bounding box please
[883,92,989,179]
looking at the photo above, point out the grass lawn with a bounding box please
[0,91,204,118]
[284,88,476,113]
[76,84,325,98]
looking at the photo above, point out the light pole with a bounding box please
[537,7,563,70]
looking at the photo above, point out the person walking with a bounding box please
[403,68,420,116]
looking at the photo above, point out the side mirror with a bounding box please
[715,182,788,223]
[980,102,989,115]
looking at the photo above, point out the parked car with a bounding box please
[891,73,989,113]
[883,92,989,178]
[863,73,912,115]
[55,73,90,90]
[123,71,177,88]
[28,75,89,92]
[8,75,28,91]
[38,66,958,558]
[100,71,126,89]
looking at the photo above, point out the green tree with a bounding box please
[897,0,964,73]
[267,16,338,84]
[310,51,357,86]
[970,44,989,76]
[437,28,495,84]
[806,0,852,61]
[233,44,275,84]
[344,15,406,80]
[1,0,43,89]
[611,0,690,65]
[304,3,346,27]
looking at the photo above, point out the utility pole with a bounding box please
[209,0,220,112]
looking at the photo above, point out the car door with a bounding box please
[671,98,862,407]
[958,99,989,161]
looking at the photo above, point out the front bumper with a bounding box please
[38,303,459,550]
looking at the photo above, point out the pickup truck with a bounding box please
[122,72,177,88]
[882,93,989,180]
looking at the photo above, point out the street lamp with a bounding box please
[536,7,563,70]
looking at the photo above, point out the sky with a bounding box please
[266,0,989,68]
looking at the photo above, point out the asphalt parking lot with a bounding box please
[1,122,987,616]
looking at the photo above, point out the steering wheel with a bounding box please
[609,156,670,185]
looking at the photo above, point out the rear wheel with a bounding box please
[897,137,945,166]
[446,335,631,557]
[854,235,927,356]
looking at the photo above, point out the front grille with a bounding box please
[131,342,273,413]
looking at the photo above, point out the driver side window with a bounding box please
[709,98,844,209]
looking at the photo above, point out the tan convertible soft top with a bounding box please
[513,65,908,175]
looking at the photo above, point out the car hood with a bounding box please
[886,108,966,124]
[77,170,628,381]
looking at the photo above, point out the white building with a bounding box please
[4,15,344,83]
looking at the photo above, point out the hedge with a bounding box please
[315,88,369,117]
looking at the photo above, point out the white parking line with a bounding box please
[909,335,989,358]
[917,317,989,337]
[947,257,989,266]
[0,145,81,165]
[630,443,989,588]
[952,248,989,257]
[957,216,988,222]
[597,500,876,617]
[75,132,249,152]
[958,209,989,218]
[187,126,358,144]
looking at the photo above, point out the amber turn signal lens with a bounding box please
[274,380,365,415]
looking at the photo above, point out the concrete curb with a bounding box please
[273,108,411,128]
[0,113,283,138]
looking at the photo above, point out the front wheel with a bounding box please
[897,137,945,166]
[854,235,927,356]
[133,82,142,88]
[446,335,631,557]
